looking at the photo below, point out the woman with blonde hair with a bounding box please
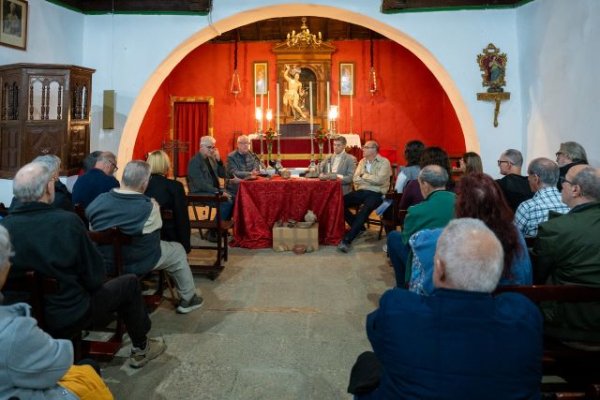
[144,150,191,252]
[459,151,483,175]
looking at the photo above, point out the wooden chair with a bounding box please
[0,202,9,217]
[187,193,233,280]
[3,270,122,361]
[73,203,88,228]
[185,176,215,240]
[377,192,406,240]
[495,284,600,398]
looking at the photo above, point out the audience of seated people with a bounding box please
[72,151,120,208]
[496,148,534,212]
[410,173,532,295]
[338,140,391,253]
[144,150,191,253]
[9,154,73,212]
[0,225,115,400]
[317,135,358,195]
[515,157,569,238]
[86,160,203,314]
[187,135,235,223]
[226,135,262,196]
[458,151,483,175]
[1,161,166,369]
[532,164,600,344]
[555,141,588,191]
[349,218,542,399]
[387,165,456,287]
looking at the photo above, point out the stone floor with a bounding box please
[100,228,393,399]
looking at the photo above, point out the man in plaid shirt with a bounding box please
[515,157,569,237]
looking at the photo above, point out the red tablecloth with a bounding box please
[231,177,345,249]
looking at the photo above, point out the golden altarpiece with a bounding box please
[0,64,94,178]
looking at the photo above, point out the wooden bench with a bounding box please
[496,284,600,399]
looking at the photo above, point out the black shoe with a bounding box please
[337,241,351,253]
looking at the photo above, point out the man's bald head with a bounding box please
[13,162,53,203]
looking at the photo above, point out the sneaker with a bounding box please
[129,337,167,368]
[337,241,351,253]
[176,294,204,314]
[382,244,388,253]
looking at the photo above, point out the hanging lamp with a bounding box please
[230,32,242,97]
[369,37,378,95]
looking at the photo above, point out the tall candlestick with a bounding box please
[254,95,257,132]
[309,82,313,133]
[267,90,270,111]
[350,93,354,134]
[276,83,281,157]
[309,82,315,168]
[326,81,330,132]
[337,90,341,132]
[260,94,264,132]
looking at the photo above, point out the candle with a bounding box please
[337,90,341,132]
[326,81,330,132]
[350,93,354,134]
[254,95,256,132]
[309,82,313,133]
[267,90,270,111]
[276,83,281,157]
[260,94,264,132]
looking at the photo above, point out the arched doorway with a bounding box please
[117,4,478,169]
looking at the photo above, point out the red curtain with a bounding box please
[174,102,208,177]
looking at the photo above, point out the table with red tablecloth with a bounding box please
[231,176,345,249]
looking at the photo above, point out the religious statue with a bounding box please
[282,65,307,120]
[477,43,507,93]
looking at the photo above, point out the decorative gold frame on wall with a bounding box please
[339,62,354,96]
[253,62,268,96]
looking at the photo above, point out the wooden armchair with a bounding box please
[187,193,233,280]
[495,284,600,399]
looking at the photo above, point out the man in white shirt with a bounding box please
[318,135,357,195]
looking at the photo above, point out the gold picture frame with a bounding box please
[339,62,354,96]
[0,0,27,50]
[254,62,268,95]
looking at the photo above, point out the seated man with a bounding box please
[0,225,114,400]
[86,160,203,314]
[350,218,542,399]
[496,148,534,212]
[1,162,165,369]
[72,151,120,208]
[532,164,600,343]
[338,140,391,253]
[226,134,260,196]
[515,157,569,238]
[188,135,234,221]
[387,165,456,287]
[317,135,357,195]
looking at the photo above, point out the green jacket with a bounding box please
[402,190,456,281]
[533,201,600,342]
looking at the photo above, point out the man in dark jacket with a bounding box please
[532,164,600,343]
[72,151,120,208]
[496,148,533,212]
[351,218,542,399]
[2,161,165,369]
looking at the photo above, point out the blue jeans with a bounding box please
[387,231,410,287]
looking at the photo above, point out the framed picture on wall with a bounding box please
[339,62,354,96]
[254,62,268,95]
[0,0,28,50]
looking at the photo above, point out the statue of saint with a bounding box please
[282,65,307,121]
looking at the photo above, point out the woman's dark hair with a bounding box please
[455,173,522,277]
[419,146,452,178]
[462,151,483,175]
[404,140,425,166]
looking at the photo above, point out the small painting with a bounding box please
[340,62,354,96]
[0,0,27,50]
[254,62,268,95]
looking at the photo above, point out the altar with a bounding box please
[249,133,362,167]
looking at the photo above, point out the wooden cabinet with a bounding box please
[0,64,95,178]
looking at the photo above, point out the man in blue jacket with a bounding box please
[351,218,542,399]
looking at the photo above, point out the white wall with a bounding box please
[517,0,600,167]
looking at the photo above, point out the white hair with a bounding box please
[435,218,503,293]
[0,225,13,271]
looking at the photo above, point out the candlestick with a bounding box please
[260,94,264,132]
[267,90,270,110]
[309,82,313,133]
[326,81,330,132]
[276,83,281,157]
[337,90,341,133]
[309,82,315,169]
[350,93,354,134]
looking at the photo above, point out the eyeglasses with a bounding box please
[559,176,574,186]
[497,160,510,166]
[238,142,250,145]
[362,146,376,150]
[106,159,118,171]
[204,145,216,150]
[555,152,564,157]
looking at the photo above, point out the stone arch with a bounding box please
[118,4,478,168]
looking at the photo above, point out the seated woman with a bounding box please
[409,173,532,295]
[144,150,191,253]
[459,151,483,175]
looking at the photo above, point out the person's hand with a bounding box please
[223,192,232,200]
[230,176,242,184]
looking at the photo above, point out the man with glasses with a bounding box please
[188,136,234,221]
[226,135,260,196]
[532,165,600,345]
[338,140,391,253]
[72,151,120,208]
[496,149,533,212]
[318,135,357,195]
[514,157,569,238]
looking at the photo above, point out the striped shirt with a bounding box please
[514,186,569,237]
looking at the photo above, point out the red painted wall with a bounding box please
[134,39,465,165]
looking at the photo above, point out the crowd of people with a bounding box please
[0,135,597,397]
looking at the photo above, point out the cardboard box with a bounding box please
[273,223,319,251]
